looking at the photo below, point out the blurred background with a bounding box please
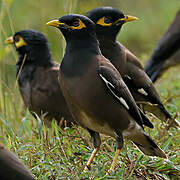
[0,0,180,179]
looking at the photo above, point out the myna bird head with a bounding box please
[86,7,138,41]
[47,14,97,42]
[5,29,51,65]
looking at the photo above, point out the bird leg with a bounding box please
[84,129,101,172]
[84,147,100,172]
[107,131,123,175]
[107,148,121,175]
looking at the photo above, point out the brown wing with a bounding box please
[30,62,74,123]
[124,45,144,70]
[98,56,154,128]
[123,48,172,119]
[98,57,145,127]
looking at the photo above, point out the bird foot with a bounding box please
[83,165,91,172]
[106,149,121,176]
[83,147,100,173]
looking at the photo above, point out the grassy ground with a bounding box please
[0,0,180,179]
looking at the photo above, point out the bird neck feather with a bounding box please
[60,38,100,78]
[16,45,53,67]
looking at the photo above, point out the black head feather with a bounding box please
[86,7,125,23]
[14,29,48,46]
[56,14,97,42]
[58,14,95,30]
[13,29,52,66]
[86,7,125,41]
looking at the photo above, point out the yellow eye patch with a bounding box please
[71,18,86,30]
[96,16,112,26]
[15,36,27,48]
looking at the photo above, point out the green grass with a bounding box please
[0,0,180,179]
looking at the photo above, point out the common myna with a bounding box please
[0,143,34,180]
[5,29,74,128]
[145,9,180,82]
[86,7,178,126]
[47,14,166,174]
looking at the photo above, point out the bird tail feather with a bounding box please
[132,133,166,158]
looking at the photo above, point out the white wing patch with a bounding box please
[119,97,129,109]
[99,73,115,88]
[124,75,131,80]
[138,88,148,96]
[99,73,129,110]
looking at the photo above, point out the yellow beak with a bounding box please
[5,36,13,44]
[121,15,138,23]
[115,15,138,25]
[46,20,64,27]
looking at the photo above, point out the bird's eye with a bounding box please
[14,36,27,48]
[96,16,112,26]
[104,17,111,24]
[15,36,20,42]
[73,21,79,27]
[70,19,86,30]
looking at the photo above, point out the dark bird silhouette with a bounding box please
[145,9,180,82]
[0,143,34,180]
[5,29,74,128]
[47,14,166,174]
[86,7,179,127]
